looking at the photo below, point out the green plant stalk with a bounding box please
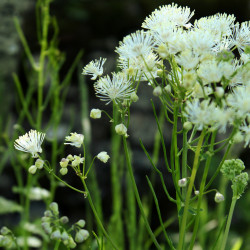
[182,130,188,198]
[220,197,237,250]
[109,102,124,248]
[188,131,216,249]
[146,176,175,250]
[80,177,119,250]
[80,73,103,235]
[37,0,50,129]
[177,130,205,250]
[123,136,162,250]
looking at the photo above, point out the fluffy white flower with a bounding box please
[29,187,50,200]
[97,151,110,163]
[64,133,84,148]
[184,99,216,130]
[227,86,250,119]
[233,21,250,54]
[82,57,106,80]
[194,14,235,40]
[175,50,200,70]
[14,130,45,158]
[239,123,250,147]
[142,3,194,29]
[94,73,134,104]
[115,30,154,59]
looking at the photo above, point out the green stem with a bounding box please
[123,136,162,250]
[188,132,216,249]
[177,130,205,250]
[182,130,188,198]
[80,177,119,250]
[220,197,237,250]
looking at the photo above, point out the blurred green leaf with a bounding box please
[0,196,22,214]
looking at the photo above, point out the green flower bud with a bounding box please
[42,222,52,234]
[76,219,86,228]
[60,216,69,224]
[75,229,89,243]
[115,124,128,136]
[67,154,74,161]
[183,121,192,131]
[214,192,224,203]
[60,158,69,168]
[44,210,52,217]
[130,92,139,102]
[178,178,187,187]
[233,132,244,144]
[153,86,162,97]
[35,159,44,169]
[232,172,249,199]
[51,229,61,240]
[68,236,77,249]
[28,165,37,174]
[90,109,102,119]
[0,227,10,236]
[49,202,59,215]
[221,159,245,181]
[60,167,68,175]
[164,85,171,93]
[61,231,69,241]
[215,87,224,98]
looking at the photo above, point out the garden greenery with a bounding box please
[1,0,250,249]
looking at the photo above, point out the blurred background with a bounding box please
[0,0,250,248]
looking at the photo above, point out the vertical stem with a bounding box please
[123,136,162,250]
[188,132,216,249]
[177,130,205,250]
[220,197,237,250]
[37,0,50,129]
[81,177,119,250]
[182,130,188,198]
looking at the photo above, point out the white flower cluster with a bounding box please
[82,3,250,145]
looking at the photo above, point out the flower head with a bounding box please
[97,151,110,163]
[82,57,106,80]
[64,133,84,148]
[14,129,45,158]
[90,109,102,119]
[94,73,134,104]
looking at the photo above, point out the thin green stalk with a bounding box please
[146,177,175,250]
[188,131,217,249]
[81,177,119,250]
[37,0,50,129]
[220,197,237,250]
[181,130,188,198]
[177,130,205,250]
[123,136,162,250]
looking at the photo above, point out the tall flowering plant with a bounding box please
[82,3,250,249]
[13,2,250,250]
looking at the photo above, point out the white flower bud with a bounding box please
[115,124,128,136]
[164,85,171,93]
[35,159,44,169]
[130,92,139,102]
[214,192,224,203]
[28,165,37,174]
[178,178,187,187]
[97,151,110,163]
[49,202,59,215]
[67,154,74,161]
[183,121,193,131]
[215,87,224,98]
[51,229,61,240]
[60,168,68,175]
[153,86,162,97]
[76,219,86,228]
[90,109,102,119]
[60,158,69,168]
[233,132,244,143]
[194,190,200,196]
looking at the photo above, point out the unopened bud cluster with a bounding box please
[28,159,44,175]
[42,202,89,249]
[220,159,249,199]
[0,227,16,248]
[59,155,85,176]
